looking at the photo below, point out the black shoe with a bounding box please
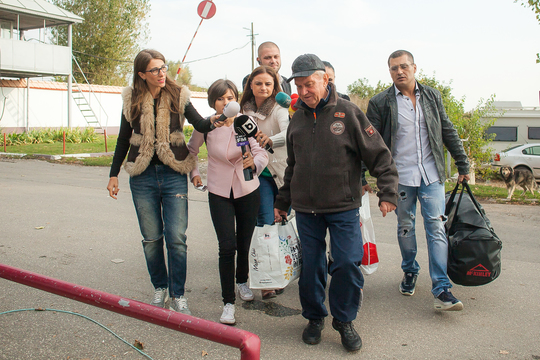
[399,272,418,296]
[302,319,324,345]
[332,318,362,352]
[434,290,464,311]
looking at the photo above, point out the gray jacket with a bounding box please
[366,82,469,182]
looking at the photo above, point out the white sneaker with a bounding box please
[220,303,236,325]
[170,296,192,315]
[150,288,169,308]
[237,282,254,301]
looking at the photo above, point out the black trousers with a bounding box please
[209,189,260,304]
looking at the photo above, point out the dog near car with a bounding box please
[499,166,537,200]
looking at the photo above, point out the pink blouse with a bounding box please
[188,120,268,199]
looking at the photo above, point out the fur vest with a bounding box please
[121,85,197,177]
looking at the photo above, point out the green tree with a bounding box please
[515,0,540,63]
[52,0,150,86]
[167,61,192,87]
[347,78,391,99]
[166,62,207,92]
[346,78,390,112]
[416,72,501,181]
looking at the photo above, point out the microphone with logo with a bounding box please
[234,113,274,154]
[275,92,299,116]
[210,101,241,129]
[275,92,291,108]
[234,115,257,181]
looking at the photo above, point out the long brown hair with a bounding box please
[240,65,282,110]
[131,49,181,119]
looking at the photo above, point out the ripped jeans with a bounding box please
[396,180,451,296]
[130,165,188,298]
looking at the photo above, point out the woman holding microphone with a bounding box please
[188,79,268,324]
[240,65,290,299]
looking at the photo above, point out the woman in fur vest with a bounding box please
[107,49,217,315]
[240,65,290,299]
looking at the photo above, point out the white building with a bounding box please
[485,101,540,153]
[0,0,213,134]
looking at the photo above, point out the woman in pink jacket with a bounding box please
[188,79,268,325]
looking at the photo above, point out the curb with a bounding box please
[0,152,114,160]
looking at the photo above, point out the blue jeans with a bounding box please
[257,176,279,226]
[130,165,188,299]
[296,209,364,323]
[397,180,451,296]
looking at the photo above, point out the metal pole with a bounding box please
[447,150,451,178]
[0,264,261,360]
[67,24,73,128]
[175,17,205,81]
[26,78,29,132]
[251,22,255,71]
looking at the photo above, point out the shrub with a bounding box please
[1,128,99,145]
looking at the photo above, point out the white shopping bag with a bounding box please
[360,192,379,275]
[249,221,302,289]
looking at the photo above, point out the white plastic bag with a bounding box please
[249,221,302,289]
[360,192,379,274]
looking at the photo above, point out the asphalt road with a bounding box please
[0,158,539,360]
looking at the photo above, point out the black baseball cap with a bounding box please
[287,54,326,83]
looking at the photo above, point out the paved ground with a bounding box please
[0,158,539,360]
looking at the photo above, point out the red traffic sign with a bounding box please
[197,1,216,19]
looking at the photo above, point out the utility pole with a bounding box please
[244,23,258,71]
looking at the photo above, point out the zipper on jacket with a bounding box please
[312,111,317,133]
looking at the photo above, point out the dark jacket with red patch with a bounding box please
[275,82,398,214]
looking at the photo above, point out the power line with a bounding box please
[73,42,251,66]
[182,41,250,64]
[72,50,132,63]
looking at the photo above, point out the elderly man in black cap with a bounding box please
[274,54,399,352]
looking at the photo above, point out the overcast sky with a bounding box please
[144,0,539,111]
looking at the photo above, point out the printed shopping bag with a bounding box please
[249,220,302,289]
[360,192,379,274]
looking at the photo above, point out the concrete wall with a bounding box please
[0,80,214,134]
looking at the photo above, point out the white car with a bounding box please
[492,143,540,181]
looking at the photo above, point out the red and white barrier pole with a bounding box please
[0,263,260,360]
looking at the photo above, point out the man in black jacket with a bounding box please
[274,54,398,352]
[366,50,470,311]
[323,61,350,101]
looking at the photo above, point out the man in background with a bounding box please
[242,41,291,95]
[323,61,350,100]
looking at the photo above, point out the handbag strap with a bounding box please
[446,180,490,233]
[462,181,485,218]
[444,182,461,217]
[446,182,465,232]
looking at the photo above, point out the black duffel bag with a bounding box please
[444,181,502,286]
